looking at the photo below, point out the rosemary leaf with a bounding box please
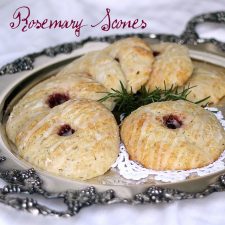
[98,83,210,122]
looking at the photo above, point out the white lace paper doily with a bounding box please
[112,107,225,182]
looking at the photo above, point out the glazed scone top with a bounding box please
[14,100,120,180]
[6,73,114,143]
[121,100,225,170]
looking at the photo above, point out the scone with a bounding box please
[104,37,154,92]
[184,63,225,105]
[121,100,225,170]
[57,37,154,93]
[6,73,114,143]
[146,43,193,90]
[13,100,120,180]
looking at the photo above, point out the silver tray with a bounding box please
[0,11,225,217]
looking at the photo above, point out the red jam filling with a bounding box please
[163,114,182,129]
[47,93,70,108]
[153,51,160,57]
[114,57,120,62]
[57,124,75,136]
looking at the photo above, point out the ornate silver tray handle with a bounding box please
[0,11,225,217]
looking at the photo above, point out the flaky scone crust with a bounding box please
[184,63,225,104]
[146,43,193,90]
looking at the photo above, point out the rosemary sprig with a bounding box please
[98,82,210,121]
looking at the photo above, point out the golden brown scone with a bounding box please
[146,43,193,90]
[184,63,225,105]
[104,37,154,92]
[6,73,114,143]
[121,100,225,170]
[58,37,154,93]
[14,100,120,180]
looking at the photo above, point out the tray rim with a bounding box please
[1,47,225,187]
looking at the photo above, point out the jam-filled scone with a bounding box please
[184,63,225,105]
[6,73,114,143]
[13,100,120,180]
[146,43,193,90]
[58,37,154,93]
[121,100,225,170]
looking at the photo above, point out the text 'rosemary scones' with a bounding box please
[57,37,154,93]
[146,43,193,90]
[11,100,120,180]
[121,100,225,170]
